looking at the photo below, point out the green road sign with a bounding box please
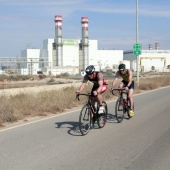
[133,43,142,55]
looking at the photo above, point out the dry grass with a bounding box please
[0,75,43,81]
[138,76,170,90]
[0,75,170,126]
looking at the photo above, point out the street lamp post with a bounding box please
[136,0,139,87]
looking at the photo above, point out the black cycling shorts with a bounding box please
[91,85,108,96]
[122,80,134,89]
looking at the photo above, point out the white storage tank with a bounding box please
[131,60,137,72]
[94,65,100,72]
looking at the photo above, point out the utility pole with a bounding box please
[136,0,139,87]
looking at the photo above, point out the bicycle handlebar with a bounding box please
[111,88,127,95]
[76,93,91,101]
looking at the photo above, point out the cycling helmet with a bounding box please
[85,65,95,75]
[118,63,126,71]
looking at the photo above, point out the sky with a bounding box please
[0,0,170,57]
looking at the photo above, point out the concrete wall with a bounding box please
[42,39,54,67]
[62,39,79,66]
[97,50,123,71]
[42,66,79,75]
[89,40,98,65]
[20,49,41,75]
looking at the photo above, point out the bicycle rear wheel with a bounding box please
[79,105,91,135]
[97,101,107,128]
[115,97,124,123]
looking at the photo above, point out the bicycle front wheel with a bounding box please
[79,105,91,135]
[115,98,124,123]
[97,101,107,128]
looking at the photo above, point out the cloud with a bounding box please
[0,0,170,57]
[85,4,170,18]
[0,0,84,6]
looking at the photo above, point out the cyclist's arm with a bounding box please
[76,75,88,93]
[76,83,85,93]
[111,71,120,88]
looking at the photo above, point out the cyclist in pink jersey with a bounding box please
[76,65,108,114]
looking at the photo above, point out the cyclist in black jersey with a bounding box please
[76,65,108,114]
[111,63,134,116]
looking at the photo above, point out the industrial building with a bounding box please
[0,15,170,75]
[17,15,123,75]
[124,43,170,72]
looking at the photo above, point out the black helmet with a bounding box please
[85,65,95,75]
[118,63,126,70]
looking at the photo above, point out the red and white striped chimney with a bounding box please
[81,16,89,70]
[54,15,63,66]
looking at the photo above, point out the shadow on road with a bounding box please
[55,121,82,136]
[107,113,117,123]
[55,113,118,136]
[107,112,132,122]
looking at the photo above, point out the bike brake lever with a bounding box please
[111,90,115,95]
[76,94,80,101]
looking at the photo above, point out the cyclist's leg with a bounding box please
[128,89,134,109]
[90,85,97,106]
[118,81,125,95]
[128,81,134,110]
[97,85,107,104]
[90,86,98,122]
[91,84,108,115]
[128,81,134,117]
[91,85,103,106]
[118,81,125,88]
[96,85,108,126]
[128,89,134,117]
[97,85,108,113]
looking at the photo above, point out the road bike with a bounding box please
[112,88,134,123]
[76,93,108,135]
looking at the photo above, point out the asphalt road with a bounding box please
[0,86,170,170]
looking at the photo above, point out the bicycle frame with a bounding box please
[120,89,129,112]
[112,88,131,123]
[77,93,97,113]
[76,93,107,135]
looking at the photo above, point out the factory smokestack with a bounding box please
[54,15,63,66]
[81,17,89,70]
[155,43,159,50]
[148,44,153,50]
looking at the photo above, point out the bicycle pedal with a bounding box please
[83,118,89,121]
[90,124,94,128]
